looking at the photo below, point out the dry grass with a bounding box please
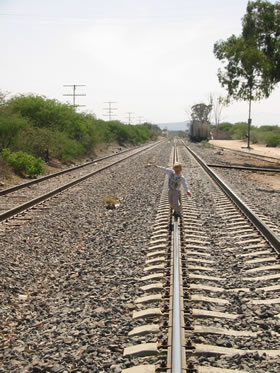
[103,196,120,208]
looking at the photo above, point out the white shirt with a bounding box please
[157,166,190,193]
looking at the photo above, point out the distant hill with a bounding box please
[158,121,189,131]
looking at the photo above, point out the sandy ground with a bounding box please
[209,139,280,160]
[208,140,280,191]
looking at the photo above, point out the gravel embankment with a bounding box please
[186,142,280,231]
[0,141,171,373]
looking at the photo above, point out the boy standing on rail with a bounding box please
[153,162,191,219]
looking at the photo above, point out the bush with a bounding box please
[0,113,29,150]
[1,149,45,177]
[229,122,249,140]
[0,94,161,166]
[7,95,76,130]
[218,122,234,133]
[50,132,85,162]
[265,133,280,147]
[200,140,214,148]
[13,127,54,160]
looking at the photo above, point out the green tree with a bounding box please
[213,0,280,148]
[230,122,251,140]
[190,103,212,123]
[0,113,29,151]
[243,0,280,85]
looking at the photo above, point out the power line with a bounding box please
[103,101,117,121]
[63,84,86,108]
[137,116,145,124]
[126,112,134,125]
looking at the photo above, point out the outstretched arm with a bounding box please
[154,165,172,174]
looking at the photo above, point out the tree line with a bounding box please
[215,122,280,147]
[0,93,161,177]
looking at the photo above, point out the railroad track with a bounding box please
[207,164,280,173]
[208,144,280,166]
[0,144,149,198]
[121,141,280,373]
[0,141,161,226]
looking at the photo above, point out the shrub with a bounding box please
[218,122,234,133]
[13,127,54,160]
[0,113,29,150]
[50,131,85,162]
[200,140,214,148]
[7,95,76,130]
[250,130,259,144]
[229,122,249,140]
[1,94,161,165]
[265,133,280,147]
[1,149,45,177]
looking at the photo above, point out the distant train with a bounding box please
[189,120,210,142]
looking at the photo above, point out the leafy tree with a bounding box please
[265,132,280,147]
[229,122,250,139]
[7,95,76,130]
[190,103,212,123]
[218,122,234,132]
[259,125,280,133]
[0,90,9,106]
[243,0,280,85]
[0,93,161,168]
[0,113,29,151]
[213,0,280,148]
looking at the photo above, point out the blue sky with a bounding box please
[1,0,280,126]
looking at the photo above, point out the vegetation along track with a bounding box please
[0,141,161,226]
[122,141,280,373]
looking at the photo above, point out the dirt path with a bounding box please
[209,140,280,160]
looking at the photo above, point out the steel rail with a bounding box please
[210,144,280,165]
[171,142,184,372]
[172,216,182,372]
[208,163,280,172]
[183,142,280,253]
[0,141,161,222]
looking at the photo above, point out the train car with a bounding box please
[189,120,210,142]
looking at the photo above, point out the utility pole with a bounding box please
[126,112,134,125]
[104,101,117,121]
[247,92,252,149]
[137,116,145,124]
[63,84,86,109]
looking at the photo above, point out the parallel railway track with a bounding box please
[0,145,147,197]
[1,139,280,372]
[207,164,280,173]
[122,141,280,373]
[208,145,280,166]
[0,142,161,224]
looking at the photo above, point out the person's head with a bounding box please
[173,162,182,175]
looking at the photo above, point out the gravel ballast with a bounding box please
[0,142,171,373]
[187,142,280,233]
[1,140,280,373]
